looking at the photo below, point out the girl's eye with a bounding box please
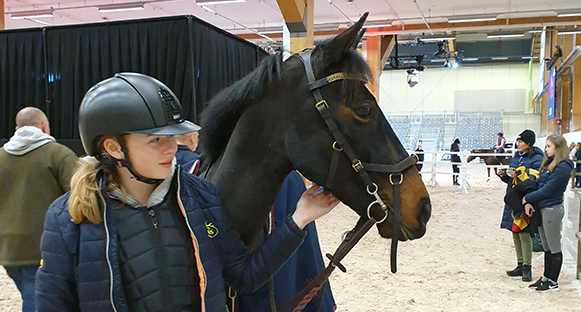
[151,137,160,143]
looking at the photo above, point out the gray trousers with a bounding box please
[538,204,565,253]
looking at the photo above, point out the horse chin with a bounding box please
[376,222,414,241]
[374,205,428,241]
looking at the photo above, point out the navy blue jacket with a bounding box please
[499,147,544,232]
[35,168,306,312]
[524,158,574,208]
[175,145,201,166]
[237,171,335,312]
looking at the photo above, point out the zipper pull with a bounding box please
[147,208,158,229]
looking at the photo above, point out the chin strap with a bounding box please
[97,136,164,185]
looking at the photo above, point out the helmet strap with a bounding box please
[114,135,164,185]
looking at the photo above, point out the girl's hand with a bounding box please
[524,203,535,217]
[521,197,527,205]
[292,185,340,230]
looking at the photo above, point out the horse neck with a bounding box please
[207,109,293,247]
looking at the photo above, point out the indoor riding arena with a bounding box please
[2,1,581,312]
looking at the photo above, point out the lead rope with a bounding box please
[278,217,377,312]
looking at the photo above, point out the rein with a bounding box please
[279,50,417,312]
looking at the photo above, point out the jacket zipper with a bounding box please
[103,197,119,312]
[176,171,207,312]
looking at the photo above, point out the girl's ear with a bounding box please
[103,138,124,160]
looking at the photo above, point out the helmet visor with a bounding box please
[127,120,201,136]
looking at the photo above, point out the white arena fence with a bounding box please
[412,150,511,195]
[410,150,580,281]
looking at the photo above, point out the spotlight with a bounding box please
[407,69,420,88]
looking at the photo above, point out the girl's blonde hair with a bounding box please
[540,134,569,173]
[68,136,123,224]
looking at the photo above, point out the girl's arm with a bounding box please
[35,202,80,312]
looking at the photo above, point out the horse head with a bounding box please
[281,14,430,241]
[199,13,430,247]
[467,150,477,162]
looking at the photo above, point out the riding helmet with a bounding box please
[79,73,200,155]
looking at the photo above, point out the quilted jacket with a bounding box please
[35,167,306,312]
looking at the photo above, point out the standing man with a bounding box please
[0,107,77,311]
[175,121,201,174]
[495,132,506,153]
[450,137,461,186]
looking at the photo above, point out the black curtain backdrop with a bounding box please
[0,29,46,138]
[0,15,267,145]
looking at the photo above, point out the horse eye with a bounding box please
[355,104,372,118]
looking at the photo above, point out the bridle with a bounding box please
[279,50,418,312]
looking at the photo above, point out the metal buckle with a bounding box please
[389,173,403,185]
[315,100,329,109]
[332,141,342,151]
[352,160,363,172]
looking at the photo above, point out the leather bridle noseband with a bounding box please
[279,50,418,312]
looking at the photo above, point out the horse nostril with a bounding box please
[420,197,432,223]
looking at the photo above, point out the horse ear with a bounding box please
[319,12,368,64]
[351,28,367,50]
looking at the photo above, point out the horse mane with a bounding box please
[199,54,282,165]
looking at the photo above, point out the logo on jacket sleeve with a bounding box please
[205,221,219,238]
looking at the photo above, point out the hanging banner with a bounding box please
[538,27,546,96]
[547,67,555,120]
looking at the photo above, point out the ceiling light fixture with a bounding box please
[487,33,524,39]
[421,37,456,42]
[98,3,145,13]
[463,58,478,61]
[448,16,497,23]
[491,57,508,60]
[11,9,54,19]
[557,12,581,17]
[364,21,392,28]
[195,0,245,5]
[558,30,581,35]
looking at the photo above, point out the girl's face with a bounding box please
[516,139,529,153]
[545,140,556,157]
[124,134,177,179]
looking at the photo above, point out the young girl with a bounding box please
[35,73,339,311]
[523,134,574,291]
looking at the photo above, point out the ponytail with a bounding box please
[68,136,123,224]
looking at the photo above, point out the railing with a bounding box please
[414,151,512,194]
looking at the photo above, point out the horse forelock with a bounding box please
[199,54,282,165]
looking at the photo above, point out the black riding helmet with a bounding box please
[79,73,200,183]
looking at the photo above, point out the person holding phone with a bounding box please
[498,129,543,282]
[522,134,574,291]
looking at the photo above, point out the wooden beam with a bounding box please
[0,0,4,30]
[572,34,581,132]
[364,35,395,100]
[276,0,305,24]
[286,0,313,53]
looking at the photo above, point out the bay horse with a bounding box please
[197,14,431,307]
[467,149,511,180]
